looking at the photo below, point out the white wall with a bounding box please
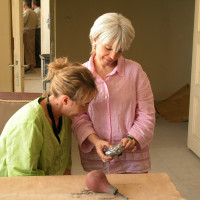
[41,0,50,55]
[0,0,13,92]
[56,0,195,101]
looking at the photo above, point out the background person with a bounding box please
[72,12,155,174]
[23,0,37,73]
[32,0,41,68]
[0,57,97,176]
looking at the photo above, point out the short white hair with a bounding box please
[89,13,135,53]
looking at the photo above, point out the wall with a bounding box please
[0,0,13,92]
[56,0,195,101]
[41,0,50,83]
[41,0,50,55]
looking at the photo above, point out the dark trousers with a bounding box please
[35,28,41,67]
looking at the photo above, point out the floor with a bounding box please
[25,71,200,200]
[24,68,43,93]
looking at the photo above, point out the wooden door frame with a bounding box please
[11,0,24,92]
[49,0,56,62]
[187,0,200,157]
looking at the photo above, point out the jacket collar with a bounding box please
[89,55,125,78]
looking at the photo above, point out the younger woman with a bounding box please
[0,57,97,176]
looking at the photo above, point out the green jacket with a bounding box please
[0,98,72,176]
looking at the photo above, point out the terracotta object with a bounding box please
[85,170,118,195]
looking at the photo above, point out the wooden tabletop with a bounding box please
[0,173,185,200]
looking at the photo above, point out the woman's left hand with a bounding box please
[64,168,71,175]
[120,137,137,152]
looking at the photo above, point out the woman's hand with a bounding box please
[95,139,113,162]
[121,137,137,152]
[87,133,113,162]
[64,168,71,175]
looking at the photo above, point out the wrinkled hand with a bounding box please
[95,139,113,163]
[121,137,137,152]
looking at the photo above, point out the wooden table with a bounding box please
[0,173,185,200]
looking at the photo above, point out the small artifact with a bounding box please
[85,170,128,199]
[103,143,124,157]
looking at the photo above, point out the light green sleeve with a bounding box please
[6,121,45,176]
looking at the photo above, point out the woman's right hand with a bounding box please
[87,133,113,162]
[95,139,113,162]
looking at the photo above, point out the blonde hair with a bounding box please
[90,12,135,54]
[44,57,97,105]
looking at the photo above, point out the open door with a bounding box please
[11,0,24,92]
[188,0,200,157]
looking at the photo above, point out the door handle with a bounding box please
[22,65,29,69]
[8,65,29,68]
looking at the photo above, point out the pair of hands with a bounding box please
[95,137,137,162]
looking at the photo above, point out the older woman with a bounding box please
[0,58,97,176]
[72,13,155,174]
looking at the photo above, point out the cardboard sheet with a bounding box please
[0,173,185,200]
[156,84,190,122]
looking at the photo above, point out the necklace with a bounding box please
[46,95,62,143]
